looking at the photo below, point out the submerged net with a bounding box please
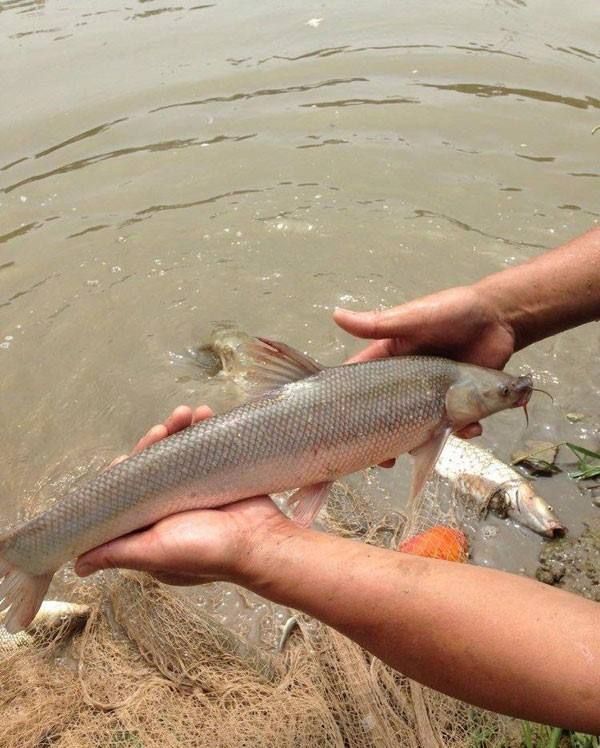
[0,472,519,748]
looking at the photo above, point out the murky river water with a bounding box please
[1,0,599,577]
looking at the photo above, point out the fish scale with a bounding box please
[0,345,532,632]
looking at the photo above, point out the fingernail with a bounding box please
[335,307,358,315]
[75,562,94,577]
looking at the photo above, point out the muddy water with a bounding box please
[1,0,599,577]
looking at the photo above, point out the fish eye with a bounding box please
[500,385,510,397]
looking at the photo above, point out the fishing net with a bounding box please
[0,471,521,748]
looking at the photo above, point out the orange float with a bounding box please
[398,526,468,562]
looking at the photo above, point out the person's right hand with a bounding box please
[334,285,515,369]
[334,285,517,439]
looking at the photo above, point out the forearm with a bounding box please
[245,523,600,731]
[476,227,600,350]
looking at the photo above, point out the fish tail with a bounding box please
[0,547,53,634]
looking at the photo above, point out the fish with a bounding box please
[398,526,468,562]
[435,435,565,538]
[0,600,89,652]
[0,336,533,632]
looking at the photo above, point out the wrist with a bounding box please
[472,274,521,351]
[232,508,305,590]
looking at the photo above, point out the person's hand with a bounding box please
[334,285,515,368]
[75,406,289,586]
[334,285,517,438]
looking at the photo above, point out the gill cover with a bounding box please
[445,364,533,430]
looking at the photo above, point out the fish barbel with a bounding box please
[435,435,565,537]
[0,337,532,632]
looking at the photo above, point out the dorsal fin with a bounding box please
[236,337,324,398]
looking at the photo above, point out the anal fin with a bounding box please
[285,481,333,527]
[0,567,53,634]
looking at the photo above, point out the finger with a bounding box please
[75,528,160,577]
[108,454,129,469]
[132,424,168,454]
[164,405,194,435]
[334,305,420,341]
[192,405,214,424]
[345,339,394,364]
[455,423,482,439]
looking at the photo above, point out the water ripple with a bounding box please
[420,82,600,110]
[0,0,45,13]
[300,97,418,109]
[10,27,59,39]
[67,224,110,240]
[545,44,600,63]
[0,273,56,309]
[515,154,555,162]
[257,46,351,64]
[35,117,129,159]
[0,221,41,244]
[411,209,547,249]
[2,134,256,194]
[297,139,349,149]
[151,77,368,113]
[135,188,265,217]
[1,157,28,172]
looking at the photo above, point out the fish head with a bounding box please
[445,365,533,430]
[502,483,567,538]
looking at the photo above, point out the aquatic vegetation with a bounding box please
[564,443,600,481]
[512,442,600,482]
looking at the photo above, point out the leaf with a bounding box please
[565,442,600,462]
[569,466,600,481]
[511,441,561,476]
[565,442,600,479]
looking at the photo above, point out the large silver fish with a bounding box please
[0,337,532,632]
[436,435,565,537]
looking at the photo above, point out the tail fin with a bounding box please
[0,557,53,634]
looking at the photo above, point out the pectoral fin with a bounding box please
[409,426,452,505]
[285,481,334,527]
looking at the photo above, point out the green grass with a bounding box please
[521,723,600,748]
[564,443,600,481]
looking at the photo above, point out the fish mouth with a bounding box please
[544,524,567,539]
[511,375,533,425]
[512,375,533,409]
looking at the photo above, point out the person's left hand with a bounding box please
[75,406,289,586]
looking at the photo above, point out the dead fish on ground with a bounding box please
[0,600,89,652]
[435,435,565,538]
[0,335,532,632]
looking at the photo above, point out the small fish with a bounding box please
[435,436,565,538]
[398,526,468,562]
[0,600,89,652]
[0,336,532,632]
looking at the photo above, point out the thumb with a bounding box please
[334,305,417,340]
